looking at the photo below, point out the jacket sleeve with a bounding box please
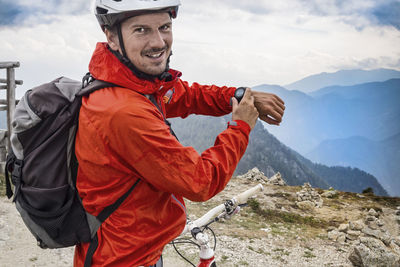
[108,97,250,202]
[164,79,236,119]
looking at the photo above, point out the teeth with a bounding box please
[147,52,162,58]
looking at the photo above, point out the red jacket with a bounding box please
[74,43,251,266]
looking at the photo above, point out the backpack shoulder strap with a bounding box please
[77,79,116,97]
[84,178,141,267]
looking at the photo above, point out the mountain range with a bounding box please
[261,69,400,196]
[285,68,400,93]
[306,133,400,198]
[258,78,400,154]
[0,68,397,196]
[169,115,388,196]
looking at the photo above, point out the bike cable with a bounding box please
[171,239,198,267]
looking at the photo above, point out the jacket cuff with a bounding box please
[227,120,251,136]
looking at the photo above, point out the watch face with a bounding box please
[235,87,246,102]
[236,89,245,97]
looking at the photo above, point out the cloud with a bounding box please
[331,56,400,71]
[0,12,104,98]
[180,0,400,33]
[294,0,400,31]
[297,0,377,17]
[0,1,399,91]
[0,0,91,26]
[181,0,273,16]
[3,0,399,32]
[372,1,400,30]
[216,1,274,15]
[15,0,92,14]
[0,0,24,26]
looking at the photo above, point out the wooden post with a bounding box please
[0,130,7,161]
[6,67,16,153]
[0,130,6,174]
[0,78,23,85]
[0,62,21,170]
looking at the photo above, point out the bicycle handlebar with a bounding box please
[233,184,264,205]
[180,184,264,236]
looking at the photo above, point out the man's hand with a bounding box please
[232,88,259,130]
[251,90,285,125]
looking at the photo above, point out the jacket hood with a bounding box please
[89,42,182,95]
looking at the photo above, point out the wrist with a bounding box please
[227,120,251,136]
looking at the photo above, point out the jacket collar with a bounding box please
[89,42,181,95]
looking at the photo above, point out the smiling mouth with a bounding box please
[146,51,164,59]
[143,46,169,60]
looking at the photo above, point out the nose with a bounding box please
[149,30,166,48]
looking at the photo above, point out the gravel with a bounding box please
[0,196,353,267]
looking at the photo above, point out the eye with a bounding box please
[160,24,171,32]
[134,27,146,34]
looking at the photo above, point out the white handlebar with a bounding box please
[180,184,264,236]
[233,184,264,205]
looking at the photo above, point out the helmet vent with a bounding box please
[96,7,109,15]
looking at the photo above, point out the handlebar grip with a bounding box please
[179,184,264,236]
[233,184,264,204]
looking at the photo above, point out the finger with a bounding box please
[231,97,238,110]
[259,100,284,117]
[259,114,280,125]
[269,96,285,112]
[270,109,283,123]
[262,108,282,123]
[267,98,285,116]
[253,105,259,116]
[274,104,285,117]
[259,114,279,125]
[274,94,285,106]
[276,100,286,112]
[242,88,253,102]
[250,95,255,105]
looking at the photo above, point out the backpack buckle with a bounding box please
[5,153,17,199]
[11,159,23,202]
[82,72,95,88]
[11,159,23,183]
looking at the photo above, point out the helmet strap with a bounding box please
[117,23,129,60]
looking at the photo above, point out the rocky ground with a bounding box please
[1,169,399,267]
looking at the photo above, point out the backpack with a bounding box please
[4,75,141,266]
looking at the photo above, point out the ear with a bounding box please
[105,28,120,51]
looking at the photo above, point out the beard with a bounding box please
[130,50,173,81]
[108,45,173,81]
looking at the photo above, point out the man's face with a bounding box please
[118,12,173,76]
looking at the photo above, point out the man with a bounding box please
[74,0,285,266]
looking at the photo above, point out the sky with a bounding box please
[0,0,400,98]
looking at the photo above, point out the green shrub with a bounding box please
[248,199,326,228]
[362,187,374,195]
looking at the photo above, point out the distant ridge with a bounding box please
[285,68,400,93]
[306,133,400,197]
[169,115,388,196]
[255,78,400,196]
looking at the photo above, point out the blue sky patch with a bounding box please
[372,1,400,30]
[0,0,24,26]
[0,0,91,27]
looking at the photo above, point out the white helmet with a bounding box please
[95,0,181,29]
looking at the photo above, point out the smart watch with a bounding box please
[234,87,247,103]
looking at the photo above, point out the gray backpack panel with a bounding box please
[8,77,94,247]
[5,77,136,248]
[4,76,147,266]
